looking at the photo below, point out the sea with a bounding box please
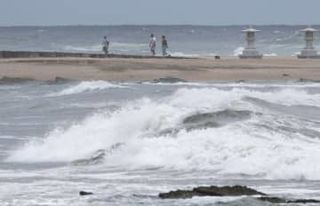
[1,26,320,206]
[0,25,318,56]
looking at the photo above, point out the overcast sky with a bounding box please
[0,0,319,26]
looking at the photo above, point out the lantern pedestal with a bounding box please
[298,27,320,59]
[239,27,262,59]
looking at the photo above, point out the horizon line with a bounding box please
[0,23,319,28]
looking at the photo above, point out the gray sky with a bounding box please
[0,0,320,26]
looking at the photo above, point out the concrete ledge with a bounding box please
[239,55,263,59]
[297,55,320,59]
[0,51,194,60]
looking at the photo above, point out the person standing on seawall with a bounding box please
[161,35,169,56]
[102,36,110,55]
[149,33,157,56]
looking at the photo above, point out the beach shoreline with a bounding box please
[1,56,320,82]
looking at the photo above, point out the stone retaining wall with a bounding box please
[0,51,190,59]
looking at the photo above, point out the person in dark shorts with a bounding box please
[161,35,169,56]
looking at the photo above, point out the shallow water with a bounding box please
[1,80,320,205]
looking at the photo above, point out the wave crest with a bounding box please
[7,87,320,180]
[48,81,126,96]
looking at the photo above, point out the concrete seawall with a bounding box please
[0,51,191,59]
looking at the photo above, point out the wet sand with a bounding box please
[0,56,320,82]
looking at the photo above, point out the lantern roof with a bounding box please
[242,27,260,33]
[301,27,318,32]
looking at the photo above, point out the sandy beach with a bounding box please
[0,56,320,82]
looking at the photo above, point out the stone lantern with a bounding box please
[298,27,319,58]
[239,27,263,59]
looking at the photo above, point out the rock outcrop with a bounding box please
[159,185,265,199]
[159,185,320,204]
[79,191,94,196]
[258,196,320,204]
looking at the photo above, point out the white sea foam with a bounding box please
[264,53,278,57]
[48,81,126,96]
[63,42,147,53]
[7,87,320,180]
[169,52,200,57]
[233,47,244,56]
[63,45,101,52]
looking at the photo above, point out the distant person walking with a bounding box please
[149,34,157,56]
[102,36,110,55]
[161,35,169,56]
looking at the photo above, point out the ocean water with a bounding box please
[1,80,320,205]
[0,25,317,56]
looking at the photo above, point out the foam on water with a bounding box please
[233,47,244,56]
[7,86,320,180]
[169,52,201,57]
[63,45,101,52]
[63,42,147,53]
[263,53,277,57]
[48,81,126,96]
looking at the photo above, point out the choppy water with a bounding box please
[0,25,318,56]
[1,80,320,205]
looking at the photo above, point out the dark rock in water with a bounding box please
[79,191,94,196]
[159,185,320,204]
[258,196,287,203]
[0,76,34,84]
[159,190,197,199]
[159,185,265,199]
[152,77,187,83]
[288,199,320,203]
[194,185,265,196]
[183,110,252,130]
[258,196,320,204]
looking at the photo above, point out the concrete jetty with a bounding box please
[0,51,192,59]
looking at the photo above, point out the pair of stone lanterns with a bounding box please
[239,26,320,59]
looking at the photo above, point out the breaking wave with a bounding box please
[169,52,201,57]
[63,42,147,53]
[7,86,320,180]
[233,47,244,56]
[48,81,126,96]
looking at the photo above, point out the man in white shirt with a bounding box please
[102,36,110,55]
[149,34,156,56]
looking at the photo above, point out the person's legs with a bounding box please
[162,47,167,56]
[103,46,108,55]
